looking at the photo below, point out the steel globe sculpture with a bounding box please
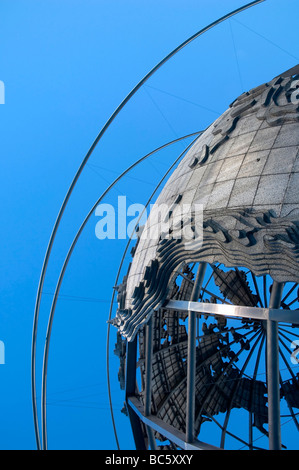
[30,0,299,452]
[112,64,299,450]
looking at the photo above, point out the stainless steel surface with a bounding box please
[267,282,284,450]
[165,299,299,323]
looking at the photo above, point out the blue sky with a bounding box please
[0,0,298,450]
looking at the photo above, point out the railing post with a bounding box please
[267,281,284,450]
[186,262,207,443]
[144,317,157,449]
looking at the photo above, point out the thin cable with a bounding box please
[42,292,113,304]
[229,19,244,92]
[143,87,181,141]
[31,0,266,448]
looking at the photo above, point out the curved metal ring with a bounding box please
[31,0,266,449]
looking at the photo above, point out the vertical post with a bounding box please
[144,317,157,450]
[186,262,207,443]
[267,281,284,451]
[125,338,147,450]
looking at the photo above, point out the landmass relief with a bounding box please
[104,454,194,466]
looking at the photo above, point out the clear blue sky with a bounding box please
[0,0,298,450]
